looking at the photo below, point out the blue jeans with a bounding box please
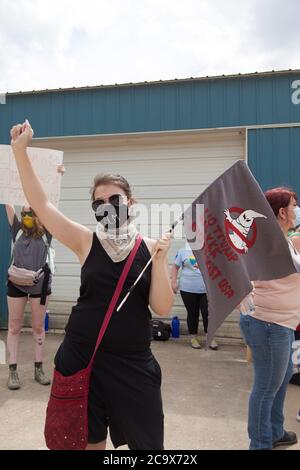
[239,314,294,450]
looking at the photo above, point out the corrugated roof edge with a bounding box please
[4,68,300,96]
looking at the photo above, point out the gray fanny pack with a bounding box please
[8,265,44,286]
[8,230,54,304]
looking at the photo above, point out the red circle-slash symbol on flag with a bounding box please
[224,207,267,255]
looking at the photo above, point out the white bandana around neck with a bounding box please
[96,220,139,262]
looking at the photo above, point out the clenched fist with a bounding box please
[10,120,34,151]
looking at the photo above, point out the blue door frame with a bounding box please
[0,205,11,329]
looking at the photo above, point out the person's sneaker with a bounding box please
[209,338,218,350]
[297,410,300,422]
[190,337,201,349]
[273,431,298,448]
[7,366,21,390]
[34,363,51,386]
[290,373,300,386]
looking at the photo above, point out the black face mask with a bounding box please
[94,203,130,230]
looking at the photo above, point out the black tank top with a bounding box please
[65,233,152,352]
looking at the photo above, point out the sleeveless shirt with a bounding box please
[65,233,152,352]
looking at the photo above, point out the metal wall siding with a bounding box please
[240,78,257,125]
[118,87,132,133]
[0,207,10,327]
[257,78,274,124]
[273,77,291,123]
[224,80,240,126]
[134,86,148,132]
[248,127,300,196]
[90,89,107,134]
[209,80,225,128]
[147,85,162,131]
[177,83,191,130]
[192,84,203,128]
[1,74,300,138]
[0,106,11,327]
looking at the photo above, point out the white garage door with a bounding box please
[31,129,245,337]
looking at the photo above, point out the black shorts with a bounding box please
[7,281,52,299]
[54,336,164,449]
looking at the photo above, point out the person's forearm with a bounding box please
[5,204,15,226]
[150,258,174,316]
[12,148,49,213]
[171,265,179,284]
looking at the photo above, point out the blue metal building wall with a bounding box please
[0,126,11,327]
[0,73,300,143]
[0,208,10,328]
[248,127,300,196]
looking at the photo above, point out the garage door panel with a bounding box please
[53,240,78,263]
[61,184,209,201]
[63,147,243,165]
[51,276,81,301]
[59,199,192,226]
[62,132,244,164]
[54,263,81,277]
[64,146,243,164]
[62,157,240,188]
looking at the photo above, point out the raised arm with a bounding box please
[10,121,92,263]
[291,233,300,254]
[5,204,16,226]
[171,264,180,294]
[145,234,174,317]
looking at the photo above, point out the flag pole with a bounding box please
[116,214,184,312]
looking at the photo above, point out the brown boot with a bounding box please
[34,362,51,386]
[7,364,21,390]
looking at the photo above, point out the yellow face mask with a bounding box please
[22,216,34,229]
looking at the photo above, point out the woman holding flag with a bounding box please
[9,120,174,450]
[289,209,300,422]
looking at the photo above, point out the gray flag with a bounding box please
[183,160,297,345]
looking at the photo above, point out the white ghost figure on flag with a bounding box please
[224,208,267,254]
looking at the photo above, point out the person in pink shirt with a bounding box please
[289,223,300,421]
[240,187,300,450]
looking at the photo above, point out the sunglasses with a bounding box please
[92,194,126,212]
[21,210,34,217]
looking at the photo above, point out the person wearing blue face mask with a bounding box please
[295,206,300,230]
[288,205,300,236]
[289,207,300,404]
[239,188,300,450]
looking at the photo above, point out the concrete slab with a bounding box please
[0,331,299,450]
